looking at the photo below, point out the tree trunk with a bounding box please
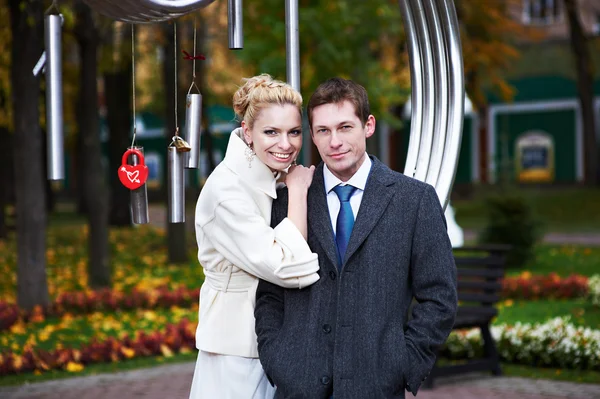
[0,127,11,239]
[162,22,187,264]
[8,0,49,310]
[565,0,598,185]
[75,1,111,288]
[105,26,133,226]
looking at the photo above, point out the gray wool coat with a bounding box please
[255,157,457,398]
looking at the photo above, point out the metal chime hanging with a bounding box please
[228,0,243,49]
[117,26,150,224]
[168,140,186,223]
[33,3,64,181]
[183,20,203,169]
[168,22,189,223]
[120,147,150,224]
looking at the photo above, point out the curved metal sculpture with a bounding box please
[83,0,217,23]
[399,0,464,209]
[83,0,464,210]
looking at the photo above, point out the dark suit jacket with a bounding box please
[255,157,457,398]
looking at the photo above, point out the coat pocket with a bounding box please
[376,324,408,396]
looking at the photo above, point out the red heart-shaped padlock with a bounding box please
[118,149,149,190]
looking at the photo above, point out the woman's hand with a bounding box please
[285,165,315,194]
[285,164,315,240]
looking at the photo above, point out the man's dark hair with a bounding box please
[307,78,371,129]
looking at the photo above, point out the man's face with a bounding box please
[311,101,375,182]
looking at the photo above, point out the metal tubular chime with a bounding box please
[285,0,300,92]
[34,6,65,181]
[398,0,464,209]
[184,19,203,169]
[130,26,150,224]
[129,146,150,224]
[228,0,243,49]
[168,22,186,224]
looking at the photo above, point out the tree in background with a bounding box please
[75,1,111,288]
[232,0,406,123]
[104,23,134,226]
[456,0,541,182]
[564,0,598,186]
[8,0,49,310]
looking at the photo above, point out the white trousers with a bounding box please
[188,350,276,399]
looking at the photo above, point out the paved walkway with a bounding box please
[1,361,599,399]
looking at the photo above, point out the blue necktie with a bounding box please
[332,185,357,268]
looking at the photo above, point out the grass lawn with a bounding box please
[495,298,600,329]
[505,245,600,277]
[452,186,600,233]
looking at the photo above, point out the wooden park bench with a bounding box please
[423,244,510,389]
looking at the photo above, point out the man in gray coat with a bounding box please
[255,78,457,398]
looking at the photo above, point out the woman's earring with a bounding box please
[245,145,255,168]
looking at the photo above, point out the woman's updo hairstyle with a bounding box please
[233,74,303,129]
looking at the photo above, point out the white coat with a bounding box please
[193,128,320,359]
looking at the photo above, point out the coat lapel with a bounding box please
[308,164,339,269]
[343,158,396,266]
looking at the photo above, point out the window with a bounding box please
[522,0,563,25]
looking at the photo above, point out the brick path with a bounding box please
[1,361,599,399]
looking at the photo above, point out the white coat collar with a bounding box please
[223,128,278,199]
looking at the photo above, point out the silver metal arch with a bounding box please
[83,0,464,210]
[399,0,464,209]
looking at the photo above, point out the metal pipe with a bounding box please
[285,0,300,91]
[129,146,149,224]
[228,0,243,49]
[423,0,448,188]
[168,146,185,223]
[411,0,435,183]
[184,93,203,168]
[45,13,64,181]
[435,0,464,209]
[399,0,423,179]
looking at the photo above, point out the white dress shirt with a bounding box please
[194,128,320,358]
[323,154,372,234]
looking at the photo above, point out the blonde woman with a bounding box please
[188,74,319,398]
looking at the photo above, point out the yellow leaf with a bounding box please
[66,361,84,373]
[121,347,136,359]
[160,344,173,358]
[10,321,26,335]
[12,355,23,371]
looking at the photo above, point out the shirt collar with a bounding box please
[323,153,372,194]
[223,128,278,199]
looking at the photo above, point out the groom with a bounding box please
[255,78,457,398]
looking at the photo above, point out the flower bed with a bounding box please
[444,317,600,371]
[502,272,589,300]
[0,319,196,375]
[0,306,198,375]
[0,286,200,332]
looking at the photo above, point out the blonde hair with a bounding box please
[232,74,303,129]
